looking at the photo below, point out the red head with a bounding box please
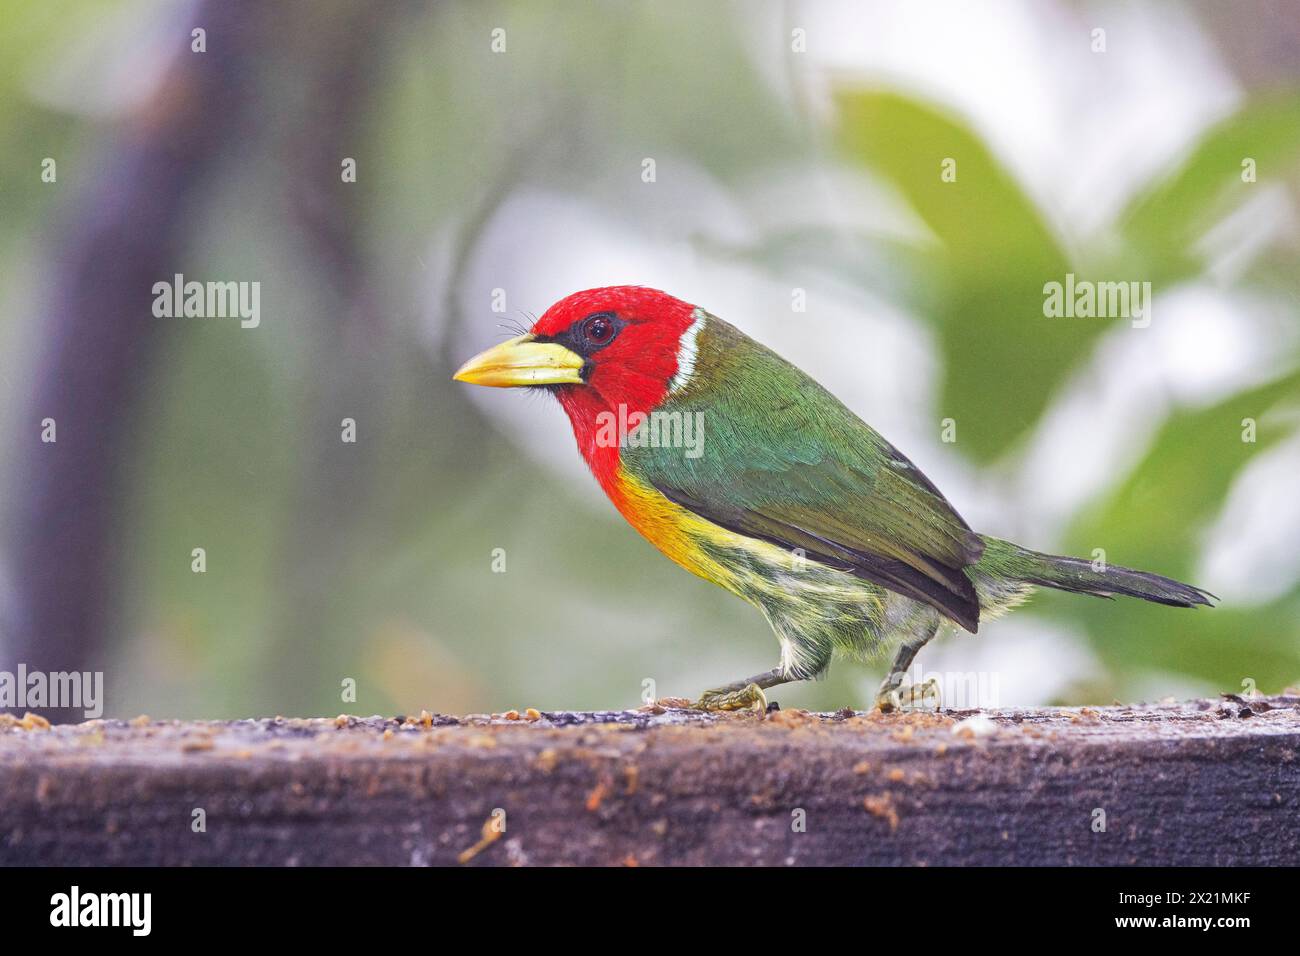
[530,286,698,411]
[453,285,702,489]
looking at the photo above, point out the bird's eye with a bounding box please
[581,313,616,347]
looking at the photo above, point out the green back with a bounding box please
[622,314,986,631]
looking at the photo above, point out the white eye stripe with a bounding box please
[668,309,706,394]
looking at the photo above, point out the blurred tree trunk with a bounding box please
[2,0,416,721]
[2,0,272,720]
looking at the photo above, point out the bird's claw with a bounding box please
[875,677,940,713]
[693,682,768,713]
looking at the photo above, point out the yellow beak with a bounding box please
[452,334,585,388]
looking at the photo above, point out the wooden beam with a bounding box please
[2,696,1296,865]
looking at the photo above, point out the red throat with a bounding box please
[530,286,697,495]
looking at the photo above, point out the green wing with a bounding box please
[622,315,986,631]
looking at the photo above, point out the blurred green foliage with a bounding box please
[832,89,1300,697]
[837,90,1077,461]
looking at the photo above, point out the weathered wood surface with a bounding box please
[1,696,1297,866]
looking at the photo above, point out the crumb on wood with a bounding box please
[534,748,558,772]
[20,712,51,731]
[457,813,504,864]
[585,778,611,812]
[863,792,900,831]
[766,708,817,727]
[951,714,998,739]
[844,710,954,731]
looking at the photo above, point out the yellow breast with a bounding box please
[609,468,735,584]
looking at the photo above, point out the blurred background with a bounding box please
[1,0,1298,720]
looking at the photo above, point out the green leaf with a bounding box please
[1044,368,1300,693]
[1065,368,1300,572]
[835,90,1101,463]
[1119,93,1300,283]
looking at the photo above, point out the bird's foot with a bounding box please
[693,682,768,713]
[875,677,940,714]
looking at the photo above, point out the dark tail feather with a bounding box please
[978,537,1217,608]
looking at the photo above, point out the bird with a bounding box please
[453,286,1215,712]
